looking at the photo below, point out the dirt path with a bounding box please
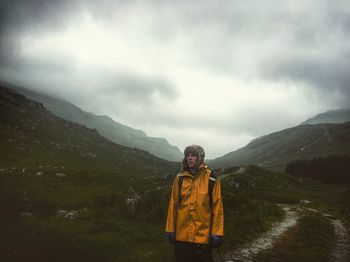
[306,209,350,262]
[330,218,349,262]
[221,206,301,262]
[316,212,350,262]
[216,167,349,261]
[218,205,349,262]
[220,167,246,180]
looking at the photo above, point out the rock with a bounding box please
[21,212,33,217]
[299,199,312,205]
[65,210,78,219]
[126,194,141,205]
[228,180,239,189]
[306,207,318,213]
[36,171,43,176]
[57,209,67,216]
[322,213,334,219]
[57,209,79,219]
[55,173,66,177]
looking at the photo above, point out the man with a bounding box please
[165,145,224,262]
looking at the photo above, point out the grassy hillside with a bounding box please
[0,85,177,176]
[210,122,350,172]
[0,85,183,261]
[8,83,183,161]
[1,85,349,261]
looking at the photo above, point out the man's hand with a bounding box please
[165,232,175,245]
[210,234,223,248]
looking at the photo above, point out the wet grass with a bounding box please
[1,165,348,261]
[214,166,350,260]
[2,84,349,261]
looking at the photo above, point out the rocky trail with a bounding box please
[216,167,349,262]
[216,205,349,262]
[320,212,349,262]
[220,167,246,180]
[220,206,300,262]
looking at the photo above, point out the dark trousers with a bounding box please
[174,241,213,262]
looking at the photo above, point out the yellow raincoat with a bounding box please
[165,164,224,244]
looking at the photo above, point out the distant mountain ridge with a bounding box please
[210,122,350,172]
[0,84,178,176]
[301,109,350,125]
[6,83,182,161]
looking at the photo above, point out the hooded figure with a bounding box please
[165,145,224,262]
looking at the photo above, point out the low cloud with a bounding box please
[1,0,349,158]
[260,54,350,108]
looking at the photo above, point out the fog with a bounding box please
[1,0,349,158]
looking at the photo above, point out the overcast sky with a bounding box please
[1,0,350,158]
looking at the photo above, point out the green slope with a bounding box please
[0,84,178,175]
[6,82,182,161]
[0,84,181,261]
[210,122,350,172]
[1,84,349,261]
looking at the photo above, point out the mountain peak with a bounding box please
[301,109,350,125]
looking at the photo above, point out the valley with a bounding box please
[1,84,349,261]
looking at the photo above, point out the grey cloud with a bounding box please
[100,73,178,104]
[2,0,349,95]
[0,0,133,64]
[1,56,178,108]
[260,52,350,108]
[249,2,350,107]
[0,0,107,32]
[0,0,77,66]
[1,0,350,157]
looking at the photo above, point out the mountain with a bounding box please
[301,109,350,125]
[5,83,183,161]
[1,85,349,261]
[0,84,182,260]
[0,84,178,180]
[209,122,350,172]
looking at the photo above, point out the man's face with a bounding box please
[186,152,198,168]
